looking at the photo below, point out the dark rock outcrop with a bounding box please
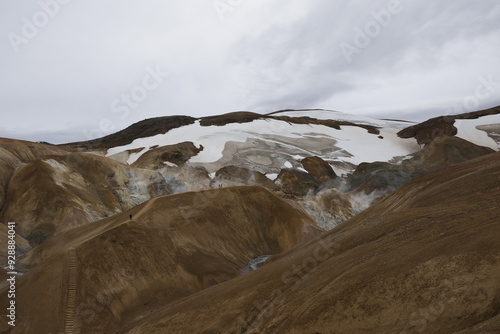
[132,142,202,169]
[214,166,278,190]
[275,169,321,196]
[301,156,337,185]
[397,116,457,145]
[199,112,262,126]
[397,106,500,145]
[348,161,417,195]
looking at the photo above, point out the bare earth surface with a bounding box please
[0,187,321,334]
[115,153,500,334]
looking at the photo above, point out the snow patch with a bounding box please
[163,161,178,167]
[266,173,278,181]
[454,114,500,150]
[105,111,421,168]
[241,255,272,274]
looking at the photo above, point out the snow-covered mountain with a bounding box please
[104,109,499,176]
[1,107,497,243]
[105,109,419,176]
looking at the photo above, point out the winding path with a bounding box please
[133,197,159,220]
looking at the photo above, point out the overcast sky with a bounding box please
[1,0,499,143]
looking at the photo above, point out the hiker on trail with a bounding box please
[129,214,133,220]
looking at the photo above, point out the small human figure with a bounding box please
[129,214,133,220]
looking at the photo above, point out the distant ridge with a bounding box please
[60,110,381,151]
[398,105,500,145]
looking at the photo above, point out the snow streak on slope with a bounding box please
[106,110,422,173]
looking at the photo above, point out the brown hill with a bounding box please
[0,138,70,211]
[0,138,69,161]
[1,152,169,243]
[0,186,321,334]
[115,152,500,334]
[402,135,495,172]
[0,224,31,268]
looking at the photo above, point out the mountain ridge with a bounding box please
[0,106,499,333]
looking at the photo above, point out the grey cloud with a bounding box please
[0,0,499,143]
